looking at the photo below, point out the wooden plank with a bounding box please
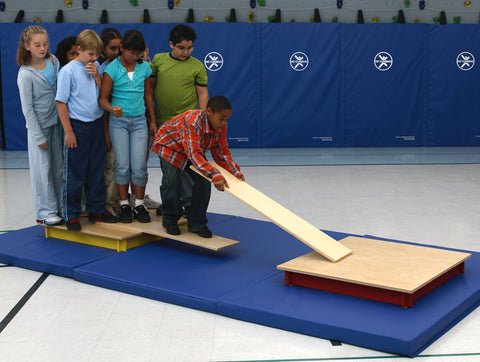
[113,215,240,251]
[191,162,352,262]
[277,236,471,293]
[47,211,239,252]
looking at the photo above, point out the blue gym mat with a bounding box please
[1,215,479,357]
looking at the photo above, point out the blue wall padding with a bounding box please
[260,23,342,147]
[2,23,480,149]
[343,24,426,146]
[426,25,480,146]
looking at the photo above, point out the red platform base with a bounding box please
[284,262,465,308]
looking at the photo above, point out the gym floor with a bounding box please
[1,147,479,362]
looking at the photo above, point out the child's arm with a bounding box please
[99,73,122,117]
[56,100,77,148]
[196,85,209,110]
[144,78,157,136]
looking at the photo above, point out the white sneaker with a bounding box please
[44,215,63,226]
[144,194,161,209]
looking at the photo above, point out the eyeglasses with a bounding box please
[174,45,194,53]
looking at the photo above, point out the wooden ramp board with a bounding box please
[46,213,239,252]
[112,215,240,251]
[277,236,471,307]
[191,162,352,262]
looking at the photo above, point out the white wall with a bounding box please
[0,1,478,24]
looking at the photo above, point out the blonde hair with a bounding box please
[76,29,103,54]
[16,25,50,66]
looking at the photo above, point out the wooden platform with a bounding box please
[191,162,352,262]
[45,213,239,252]
[277,236,471,307]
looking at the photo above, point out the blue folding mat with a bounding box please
[1,213,479,357]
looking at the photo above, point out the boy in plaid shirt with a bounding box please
[152,96,244,238]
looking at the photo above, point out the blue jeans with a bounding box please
[159,158,211,231]
[109,114,148,187]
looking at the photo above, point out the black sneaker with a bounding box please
[163,223,180,235]
[118,205,133,223]
[133,205,151,223]
[183,206,190,218]
[66,218,81,231]
[94,211,118,223]
[189,227,212,238]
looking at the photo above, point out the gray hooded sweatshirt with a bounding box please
[17,55,60,145]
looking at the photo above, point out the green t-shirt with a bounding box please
[150,52,208,124]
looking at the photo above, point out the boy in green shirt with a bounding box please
[149,24,209,216]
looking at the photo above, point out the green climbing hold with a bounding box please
[267,15,275,23]
[453,16,461,24]
[433,17,440,24]
[332,16,338,23]
[129,0,138,6]
[392,16,398,23]
[404,0,410,8]
[258,0,266,6]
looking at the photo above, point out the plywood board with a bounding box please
[277,236,471,293]
[48,212,239,251]
[191,162,352,262]
[113,215,239,251]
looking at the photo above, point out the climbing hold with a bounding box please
[248,12,255,23]
[129,0,138,6]
[332,16,338,23]
[373,17,379,23]
[357,10,364,24]
[186,8,195,22]
[258,0,266,6]
[168,0,174,10]
[65,1,72,8]
[404,0,410,8]
[392,16,399,23]
[453,16,461,24]
[204,16,213,22]
[432,17,440,24]
[174,0,180,5]
[419,1,425,10]
[0,2,5,12]
[337,0,343,9]
[143,9,150,23]
[56,10,64,23]
[464,1,471,8]
[414,18,420,23]
[34,17,41,23]
[100,9,108,23]
[83,0,88,9]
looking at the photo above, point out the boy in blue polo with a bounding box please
[56,29,118,230]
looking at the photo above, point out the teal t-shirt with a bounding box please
[150,52,208,124]
[105,57,152,117]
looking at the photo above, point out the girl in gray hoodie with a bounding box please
[17,25,63,225]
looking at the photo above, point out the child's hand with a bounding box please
[64,131,77,148]
[112,105,123,118]
[38,141,49,150]
[149,122,157,136]
[213,178,229,191]
[84,62,98,76]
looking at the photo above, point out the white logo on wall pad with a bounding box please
[374,52,393,71]
[289,52,309,71]
[204,52,224,71]
[456,52,475,71]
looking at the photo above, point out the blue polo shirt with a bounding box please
[104,57,152,117]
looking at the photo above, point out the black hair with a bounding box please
[169,24,197,45]
[121,29,146,63]
[55,36,76,66]
[207,96,232,113]
[101,28,121,48]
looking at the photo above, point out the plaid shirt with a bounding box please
[152,110,242,182]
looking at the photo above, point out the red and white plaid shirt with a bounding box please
[152,110,242,182]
